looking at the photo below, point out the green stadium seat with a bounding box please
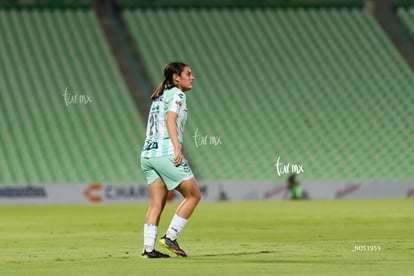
[123,5,414,181]
[0,8,147,184]
[2,4,413,185]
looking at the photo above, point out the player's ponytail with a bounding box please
[150,62,188,100]
[151,80,166,100]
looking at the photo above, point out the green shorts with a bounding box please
[141,154,194,190]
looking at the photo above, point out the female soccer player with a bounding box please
[140,62,201,258]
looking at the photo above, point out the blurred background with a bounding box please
[0,0,413,202]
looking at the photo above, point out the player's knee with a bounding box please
[183,188,201,204]
[187,195,199,206]
[189,188,201,204]
[150,199,166,211]
[195,189,201,203]
[177,178,201,203]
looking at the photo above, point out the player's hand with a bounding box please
[173,148,182,167]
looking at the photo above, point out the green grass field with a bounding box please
[0,200,413,275]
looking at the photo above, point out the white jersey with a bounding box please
[141,87,188,158]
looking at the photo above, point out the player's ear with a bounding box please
[173,73,180,84]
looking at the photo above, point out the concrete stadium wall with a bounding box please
[0,181,413,204]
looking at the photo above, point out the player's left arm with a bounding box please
[166,91,186,166]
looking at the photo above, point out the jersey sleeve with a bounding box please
[167,90,186,114]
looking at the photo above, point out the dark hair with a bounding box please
[150,62,188,100]
[287,174,297,185]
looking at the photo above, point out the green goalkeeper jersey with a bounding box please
[141,87,187,158]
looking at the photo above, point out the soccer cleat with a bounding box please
[159,235,187,257]
[140,248,170,259]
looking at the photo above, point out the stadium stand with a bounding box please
[0,6,147,184]
[398,5,414,37]
[1,1,413,186]
[123,4,414,181]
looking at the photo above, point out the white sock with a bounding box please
[143,224,158,252]
[166,214,188,241]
